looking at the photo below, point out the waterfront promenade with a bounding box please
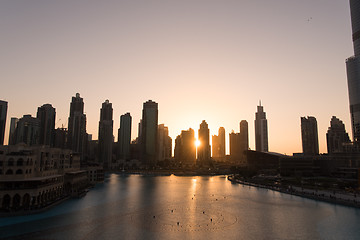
[228,175,360,208]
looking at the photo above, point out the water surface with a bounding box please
[1,174,360,239]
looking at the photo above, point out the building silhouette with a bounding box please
[141,100,158,166]
[212,127,225,160]
[67,93,87,157]
[118,112,132,160]
[229,131,241,160]
[14,115,40,146]
[0,100,7,145]
[240,120,249,153]
[301,116,319,155]
[8,117,18,145]
[255,102,268,152]
[229,121,248,165]
[37,104,56,146]
[197,120,211,163]
[54,127,67,149]
[174,128,196,166]
[326,116,351,154]
[157,124,172,161]
[346,0,360,142]
[98,100,113,169]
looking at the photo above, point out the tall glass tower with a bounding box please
[346,0,360,142]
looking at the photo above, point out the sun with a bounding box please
[195,139,201,147]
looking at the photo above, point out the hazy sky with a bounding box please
[0,0,354,155]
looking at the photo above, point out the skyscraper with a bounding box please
[37,104,56,146]
[141,100,158,166]
[346,1,360,142]
[14,115,40,146]
[301,116,319,155]
[197,120,211,163]
[229,120,249,164]
[8,117,18,145]
[174,128,196,166]
[212,127,225,159]
[157,124,172,161]
[0,100,8,145]
[326,116,351,154]
[239,120,249,163]
[118,112,132,160]
[54,127,67,149]
[229,131,241,160]
[240,120,249,153]
[67,93,87,156]
[255,102,268,152]
[98,100,113,169]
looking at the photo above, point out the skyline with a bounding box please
[0,0,354,154]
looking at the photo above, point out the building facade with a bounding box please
[197,120,211,163]
[67,93,87,158]
[212,127,225,159]
[240,120,249,153]
[0,100,7,145]
[141,100,158,166]
[118,113,132,160]
[301,116,319,155]
[174,128,196,166]
[326,116,351,154]
[255,102,268,152]
[157,124,172,161]
[98,100,113,169]
[14,115,40,146]
[8,118,18,145]
[346,0,360,142]
[37,104,56,146]
[0,145,89,212]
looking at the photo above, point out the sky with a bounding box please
[0,0,354,155]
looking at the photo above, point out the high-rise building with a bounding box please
[240,120,249,153]
[98,100,113,169]
[229,131,241,159]
[346,1,360,142]
[118,113,132,160]
[197,120,211,163]
[8,117,18,145]
[174,128,196,166]
[212,135,219,158]
[229,120,249,164]
[301,116,319,155]
[54,127,67,149]
[14,115,40,146]
[157,124,172,161]
[255,102,268,152]
[138,119,142,140]
[141,100,158,166]
[37,104,56,146]
[212,127,225,159]
[67,93,87,156]
[0,100,8,145]
[326,116,351,154]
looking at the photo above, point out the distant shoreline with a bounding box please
[227,175,360,209]
[107,169,231,177]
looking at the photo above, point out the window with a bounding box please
[8,158,14,166]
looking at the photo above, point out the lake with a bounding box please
[1,174,360,239]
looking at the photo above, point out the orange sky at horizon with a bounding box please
[0,0,354,155]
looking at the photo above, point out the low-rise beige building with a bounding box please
[0,145,90,212]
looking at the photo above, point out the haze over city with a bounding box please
[0,0,354,154]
